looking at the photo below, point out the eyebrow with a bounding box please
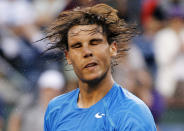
[90,38,103,43]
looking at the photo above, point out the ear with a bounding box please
[64,51,72,65]
[110,41,117,57]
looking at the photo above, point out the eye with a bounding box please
[90,39,103,45]
[71,42,82,48]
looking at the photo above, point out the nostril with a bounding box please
[84,53,93,58]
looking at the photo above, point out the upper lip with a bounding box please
[84,61,98,68]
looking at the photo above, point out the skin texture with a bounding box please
[65,24,117,108]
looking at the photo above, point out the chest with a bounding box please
[54,109,116,131]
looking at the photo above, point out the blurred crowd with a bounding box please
[0,0,184,131]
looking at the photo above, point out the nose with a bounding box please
[83,46,93,58]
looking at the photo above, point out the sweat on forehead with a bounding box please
[68,24,104,37]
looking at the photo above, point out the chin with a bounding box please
[82,77,102,86]
[81,71,108,86]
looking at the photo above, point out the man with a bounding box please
[44,3,156,131]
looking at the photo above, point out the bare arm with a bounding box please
[7,112,21,131]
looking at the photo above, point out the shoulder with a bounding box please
[44,89,78,120]
[110,84,152,115]
[50,89,77,105]
[116,86,152,115]
[111,85,156,130]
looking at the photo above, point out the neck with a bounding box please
[77,70,114,108]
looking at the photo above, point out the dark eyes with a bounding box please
[90,39,103,45]
[71,42,82,48]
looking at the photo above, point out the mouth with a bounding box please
[84,62,98,69]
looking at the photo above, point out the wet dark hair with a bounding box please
[42,3,137,64]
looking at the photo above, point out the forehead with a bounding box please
[68,24,104,38]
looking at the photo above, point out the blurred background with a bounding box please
[0,0,184,131]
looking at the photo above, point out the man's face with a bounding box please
[66,24,117,83]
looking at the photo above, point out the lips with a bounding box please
[84,62,98,68]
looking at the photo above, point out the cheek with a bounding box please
[69,53,83,73]
[69,51,81,64]
[97,47,111,67]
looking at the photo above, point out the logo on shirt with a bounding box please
[95,112,105,118]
